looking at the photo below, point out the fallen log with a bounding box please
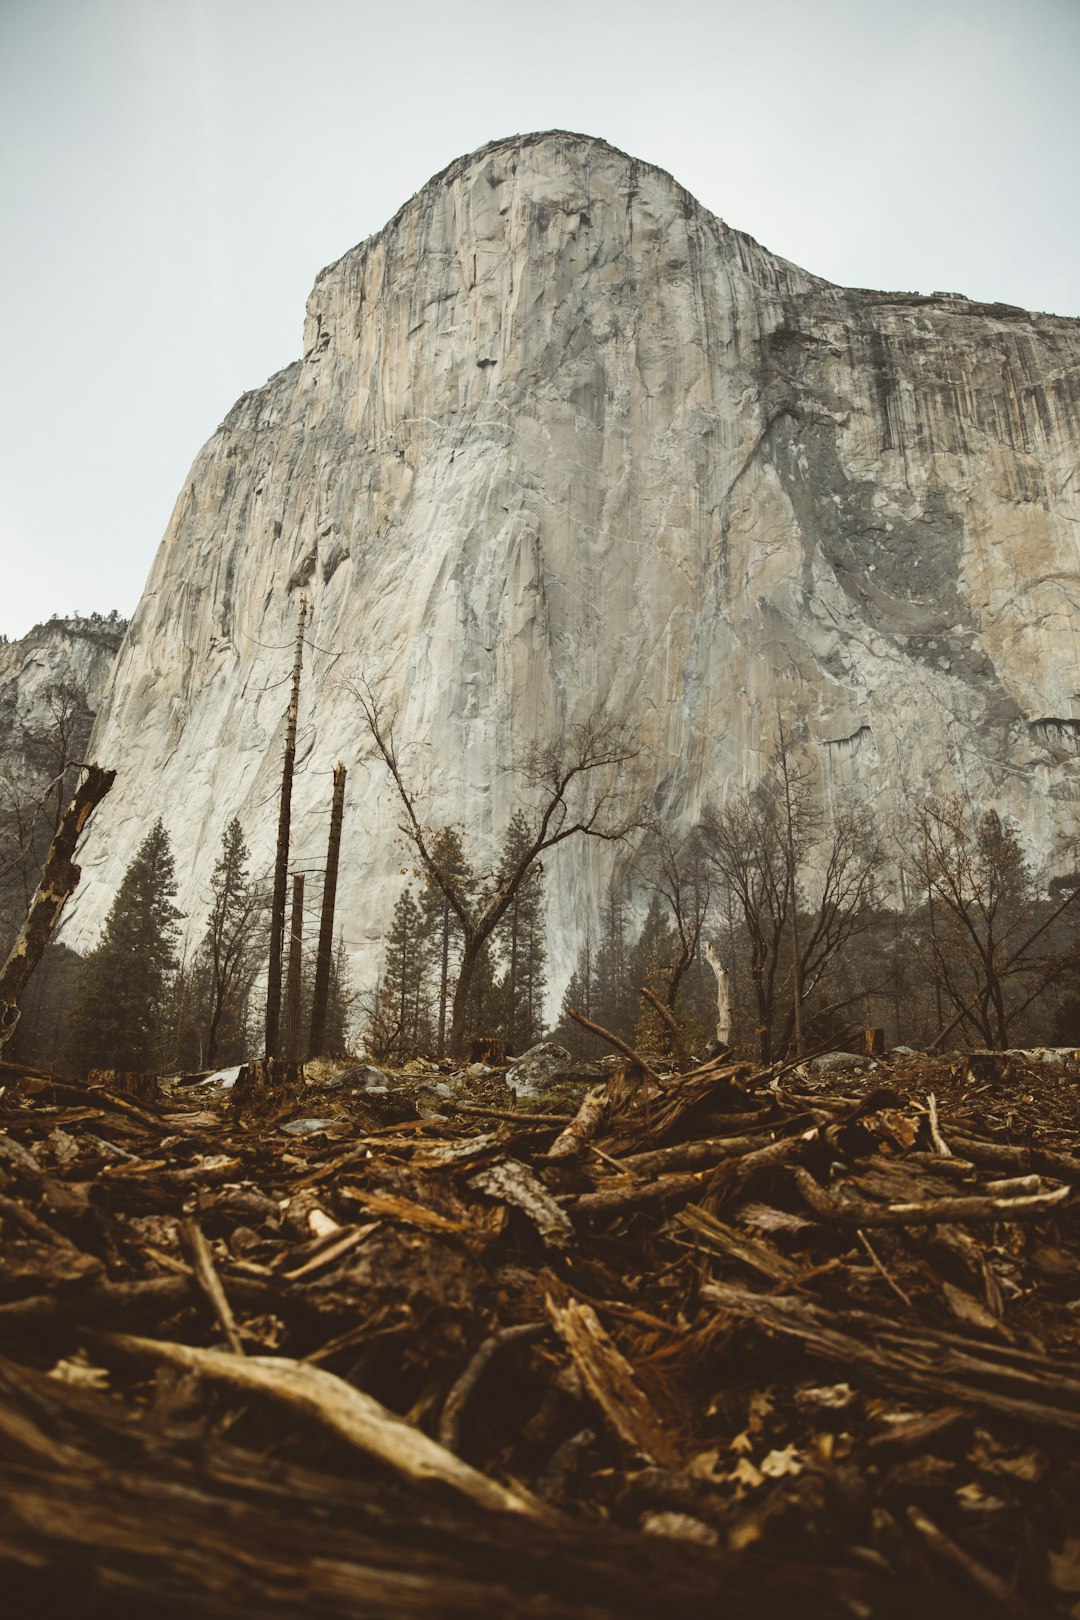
[546,1085,609,1160]
[791,1166,1072,1227]
[702,1282,1080,1432]
[95,1333,541,1517]
[544,1282,682,1468]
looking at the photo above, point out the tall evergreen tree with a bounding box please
[591,878,635,1040]
[553,920,593,1057]
[320,936,357,1055]
[66,819,181,1074]
[628,895,677,1051]
[379,886,433,1059]
[201,819,265,1066]
[417,826,472,1057]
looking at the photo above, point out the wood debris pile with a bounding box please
[1,1043,1080,1618]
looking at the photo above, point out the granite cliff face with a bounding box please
[0,615,125,939]
[68,132,1080,993]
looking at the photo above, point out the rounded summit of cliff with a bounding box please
[400,128,707,224]
[309,125,822,332]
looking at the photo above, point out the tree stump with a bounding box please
[231,1058,304,1124]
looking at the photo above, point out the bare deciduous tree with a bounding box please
[701,747,886,1062]
[906,796,1067,1049]
[353,678,640,1053]
[634,822,711,1015]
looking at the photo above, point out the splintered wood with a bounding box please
[1,1042,1080,1617]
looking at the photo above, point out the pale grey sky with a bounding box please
[2,0,1077,639]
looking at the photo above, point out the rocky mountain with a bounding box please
[64,131,1080,999]
[0,614,125,940]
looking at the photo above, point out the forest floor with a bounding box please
[1,1039,1079,1618]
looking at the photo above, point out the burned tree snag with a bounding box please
[265,596,307,1059]
[284,872,305,1064]
[704,941,731,1051]
[308,763,346,1058]
[0,763,115,1053]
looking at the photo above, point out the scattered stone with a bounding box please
[279,1118,342,1136]
[506,1042,574,1096]
[804,1051,872,1075]
[322,1064,391,1091]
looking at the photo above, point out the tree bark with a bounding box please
[283,872,304,1063]
[265,596,307,1060]
[309,762,346,1057]
[449,933,482,1055]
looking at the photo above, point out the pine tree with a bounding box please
[554,928,592,1058]
[380,887,432,1059]
[417,826,472,1057]
[66,819,181,1074]
[292,932,357,1057]
[200,819,265,1066]
[592,878,634,1040]
[628,895,677,1051]
[321,936,357,1054]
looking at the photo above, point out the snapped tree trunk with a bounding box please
[309,763,346,1058]
[704,941,731,1050]
[0,764,115,1053]
[266,597,307,1060]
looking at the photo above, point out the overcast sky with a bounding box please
[1,0,1077,640]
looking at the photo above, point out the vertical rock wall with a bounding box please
[66,132,1080,1001]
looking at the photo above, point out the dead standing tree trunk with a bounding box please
[0,764,115,1053]
[704,940,731,1051]
[284,872,304,1064]
[265,597,307,1060]
[308,763,346,1058]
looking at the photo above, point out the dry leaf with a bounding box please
[687,1449,726,1483]
[796,1382,855,1412]
[941,1281,1002,1333]
[956,1481,1006,1512]
[760,1444,804,1478]
[729,1515,765,1551]
[48,1352,109,1390]
[640,1511,718,1546]
[747,1389,775,1431]
[729,1456,764,1490]
[1049,1539,1080,1594]
[971,1440,1045,1482]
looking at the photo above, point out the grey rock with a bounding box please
[507,1042,574,1095]
[324,1064,390,1091]
[60,132,1080,1026]
[804,1051,871,1075]
[197,1065,242,1092]
[0,615,124,953]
